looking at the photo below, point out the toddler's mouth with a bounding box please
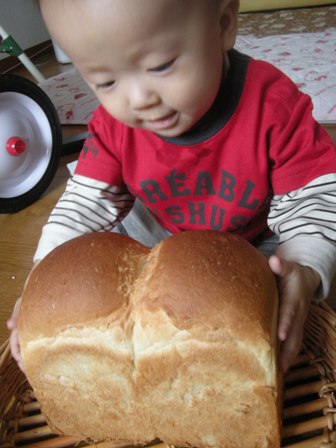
[145,111,178,131]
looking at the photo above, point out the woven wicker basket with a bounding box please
[1,300,335,448]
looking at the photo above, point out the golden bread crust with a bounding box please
[19,231,281,448]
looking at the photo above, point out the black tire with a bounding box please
[0,74,62,213]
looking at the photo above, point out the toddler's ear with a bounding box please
[219,0,240,52]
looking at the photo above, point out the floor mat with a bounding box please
[38,69,99,125]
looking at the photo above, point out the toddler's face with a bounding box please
[41,0,235,138]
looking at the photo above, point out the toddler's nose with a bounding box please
[128,80,159,110]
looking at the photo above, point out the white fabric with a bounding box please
[236,29,336,123]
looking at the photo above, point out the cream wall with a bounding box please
[0,0,50,61]
[240,0,336,12]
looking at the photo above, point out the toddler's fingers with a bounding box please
[7,317,15,330]
[9,328,24,371]
[278,299,296,342]
[6,297,22,330]
[268,256,294,341]
[280,322,304,372]
[268,254,284,277]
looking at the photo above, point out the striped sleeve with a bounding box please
[33,174,135,261]
[268,173,336,298]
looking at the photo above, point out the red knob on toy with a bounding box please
[6,137,27,156]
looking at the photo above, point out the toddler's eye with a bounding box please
[96,80,115,90]
[149,59,175,73]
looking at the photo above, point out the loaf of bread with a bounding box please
[19,230,281,448]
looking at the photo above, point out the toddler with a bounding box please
[8,0,336,372]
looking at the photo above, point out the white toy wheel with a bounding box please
[0,74,62,213]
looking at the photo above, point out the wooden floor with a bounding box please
[0,50,335,345]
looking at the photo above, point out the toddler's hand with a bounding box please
[7,261,40,371]
[7,297,24,371]
[268,255,320,372]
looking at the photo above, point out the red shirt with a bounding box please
[75,53,336,242]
